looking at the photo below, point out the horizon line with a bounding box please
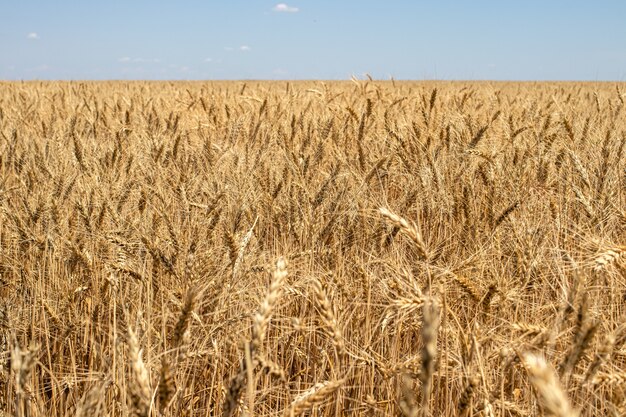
[2,78,626,83]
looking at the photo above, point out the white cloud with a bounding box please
[273,3,299,12]
[27,32,39,40]
[204,58,213,62]
[118,57,160,63]
[224,46,250,52]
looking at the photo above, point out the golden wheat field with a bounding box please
[0,80,624,417]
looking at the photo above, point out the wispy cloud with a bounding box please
[118,57,160,63]
[224,46,250,52]
[273,3,299,13]
[26,32,39,40]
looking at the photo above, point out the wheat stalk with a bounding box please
[379,207,428,260]
[312,278,346,359]
[522,353,578,417]
[420,297,440,417]
[286,379,344,416]
[127,327,152,417]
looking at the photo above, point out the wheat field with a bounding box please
[0,80,624,416]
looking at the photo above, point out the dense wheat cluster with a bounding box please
[0,80,624,416]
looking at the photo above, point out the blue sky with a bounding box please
[1,1,626,80]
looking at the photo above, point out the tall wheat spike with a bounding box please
[127,327,152,417]
[223,257,288,417]
[420,297,440,417]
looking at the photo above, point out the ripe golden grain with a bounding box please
[0,80,623,417]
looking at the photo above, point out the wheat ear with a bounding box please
[522,353,578,417]
[379,207,428,260]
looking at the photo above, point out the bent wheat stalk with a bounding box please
[379,207,429,260]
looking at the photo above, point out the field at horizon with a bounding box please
[0,80,624,417]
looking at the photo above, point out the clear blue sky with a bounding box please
[2,1,625,81]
